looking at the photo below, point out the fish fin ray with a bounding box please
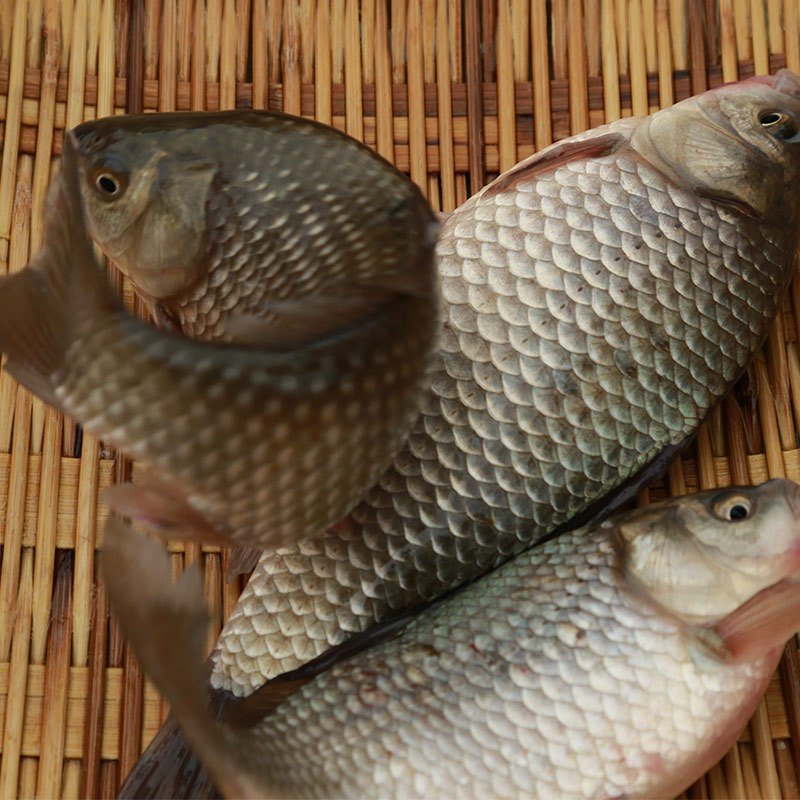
[0,273,65,407]
[225,546,262,581]
[481,132,625,198]
[103,481,231,546]
[0,133,115,405]
[101,518,266,799]
[713,579,800,663]
[118,713,221,800]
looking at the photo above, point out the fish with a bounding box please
[104,478,800,799]
[70,109,437,342]
[206,69,800,696]
[0,130,439,552]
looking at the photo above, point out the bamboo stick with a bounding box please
[343,0,363,138]
[312,1,331,123]
[373,0,392,158]
[35,556,73,798]
[733,0,752,60]
[406,0,427,192]
[669,0,686,70]
[0,550,33,798]
[0,0,28,267]
[720,0,740,82]
[655,0,674,106]
[464,0,484,190]
[688,0,708,92]
[0,169,32,665]
[496,0,517,170]
[435,0,455,210]
[628,0,650,116]
[750,0,770,74]
[360,0,374,84]
[786,0,800,71]
[282,0,301,115]
[567,0,589,132]
[79,573,108,800]
[531,0,553,147]
[252,0,267,108]
[218,0,237,110]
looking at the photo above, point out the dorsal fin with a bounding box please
[481,132,625,199]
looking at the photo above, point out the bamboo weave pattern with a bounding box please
[1,1,800,798]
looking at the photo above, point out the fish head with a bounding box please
[635,69,800,223]
[68,119,216,301]
[616,479,800,627]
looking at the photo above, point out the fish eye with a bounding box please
[94,172,121,196]
[759,111,798,140]
[712,494,752,522]
[90,164,127,200]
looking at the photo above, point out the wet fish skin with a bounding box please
[105,479,800,799]
[0,132,438,552]
[72,110,435,340]
[211,69,800,695]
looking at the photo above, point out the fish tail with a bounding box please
[101,518,270,800]
[0,132,114,405]
[118,713,221,800]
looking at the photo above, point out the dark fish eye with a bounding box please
[90,159,128,201]
[95,173,120,195]
[759,111,798,140]
[712,494,752,522]
[728,504,748,520]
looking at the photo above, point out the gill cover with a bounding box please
[635,70,800,221]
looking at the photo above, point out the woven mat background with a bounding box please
[0,1,799,798]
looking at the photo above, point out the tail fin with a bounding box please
[0,132,115,406]
[100,519,269,799]
[118,711,221,800]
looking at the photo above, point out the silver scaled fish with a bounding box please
[207,69,800,696]
[0,128,439,552]
[105,479,800,799]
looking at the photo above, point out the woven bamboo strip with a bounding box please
[0,3,800,798]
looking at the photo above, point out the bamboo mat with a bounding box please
[0,1,799,798]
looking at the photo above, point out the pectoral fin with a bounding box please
[713,579,800,663]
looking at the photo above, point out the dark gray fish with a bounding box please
[0,128,439,552]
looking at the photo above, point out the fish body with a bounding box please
[0,132,439,551]
[105,480,800,799]
[72,110,435,341]
[210,70,800,694]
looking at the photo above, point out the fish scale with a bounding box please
[175,126,419,339]
[211,106,799,694]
